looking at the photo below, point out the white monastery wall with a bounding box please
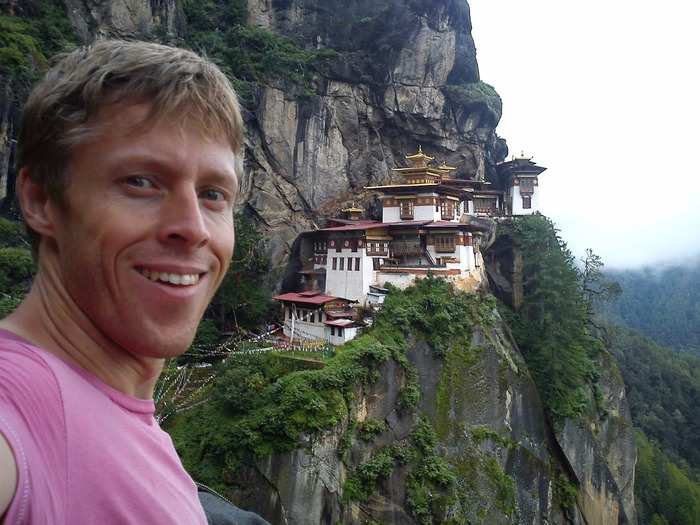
[326,326,359,345]
[325,248,369,302]
[375,272,417,289]
[511,184,540,215]
[413,204,440,221]
[383,206,400,222]
[283,319,326,342]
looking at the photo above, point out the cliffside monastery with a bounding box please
[274,148,546,345]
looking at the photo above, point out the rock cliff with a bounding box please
[0,0,506,266]
[168,278,637,525]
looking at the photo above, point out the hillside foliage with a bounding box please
[497,215,602,421]
[182,0,335,101]
[0,219,33,316]
[605,323,700,477]
[166,277,496,522]
[635,430,700,525]
[602,262,700,354]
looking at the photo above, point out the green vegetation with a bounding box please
[344,418,456,525]
[356,418,386,441]
[167,277,495,508]
[444,82,502,127]
[343,446,397,502]
[553,472,578,509]
[602,261,700,354]
[404,419,457,524]
[498,215,602,421]
[483,457,516,516]
[168,334,395,493]
[0,0,77,81]
[182,0,335,101]
[470,426,515,450]
[435,343,483,439]
[606,324,700,477]
[636,430,700,525]
[380,276,496,357]
[0,219,33,318]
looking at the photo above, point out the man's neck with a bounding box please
[0,269,163,399]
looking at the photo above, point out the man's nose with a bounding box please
[157,188,210,249]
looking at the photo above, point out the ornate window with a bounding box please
[400,200,414,220]
[434,234,456,253]
[440,200,455,220]
[522,195,532,209]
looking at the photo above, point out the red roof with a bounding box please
[383,220,433,227]
[319,221,384,232]
[424,221,464,228]
[326,218,377,226]
[273,292,349,305]
[324,319,357,327]
[325,310,356,319]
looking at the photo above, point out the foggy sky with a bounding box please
[469,0,700,269]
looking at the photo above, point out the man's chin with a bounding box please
[115,328,197,360]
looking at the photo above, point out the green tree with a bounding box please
[580,248,621,318]
[499,215,601,420]
[636,430,700,525]
[208,212,272,331]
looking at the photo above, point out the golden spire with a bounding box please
[437,160,457,172]
[405,145,434,168]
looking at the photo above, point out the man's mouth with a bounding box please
[136,268,202,286]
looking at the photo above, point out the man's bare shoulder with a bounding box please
[0,432,17,521]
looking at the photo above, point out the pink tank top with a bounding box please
[0,330,207,524]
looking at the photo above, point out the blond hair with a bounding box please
[17,39,244,250]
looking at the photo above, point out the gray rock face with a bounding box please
[64,0,183,41]
[227,316,636,525]
[555,352,637,525]
[239,0,506,268]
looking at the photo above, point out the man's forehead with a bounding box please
[91,102,235,153]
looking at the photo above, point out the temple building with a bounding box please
[274,148,547,345]
[496,154,547,215]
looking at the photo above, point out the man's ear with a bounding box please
[16,167,58,239]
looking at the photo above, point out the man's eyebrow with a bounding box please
[201,170,239,193]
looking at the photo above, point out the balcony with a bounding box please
[390,240,422,256]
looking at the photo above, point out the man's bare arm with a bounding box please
[0,432,17,519]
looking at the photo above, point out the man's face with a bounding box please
[44,104,238,358]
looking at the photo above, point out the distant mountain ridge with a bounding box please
[602,262,700,354]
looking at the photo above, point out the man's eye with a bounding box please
[201,189,227,202]
[125,176,155,189]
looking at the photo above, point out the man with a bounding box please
[0,40,243,523]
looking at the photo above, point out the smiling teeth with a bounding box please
[140,269,200,286]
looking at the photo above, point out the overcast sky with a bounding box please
[469,0,700,269]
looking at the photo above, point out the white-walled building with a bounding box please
[273,292,361,345]
[273,148,547,345]
[497,154,547,215]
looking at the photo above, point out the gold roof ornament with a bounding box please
[341,202,364,215]
[405,145,434,168]
[436,160,457,173]
[514,150,533,161]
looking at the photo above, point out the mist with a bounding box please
[469,0,700,269]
